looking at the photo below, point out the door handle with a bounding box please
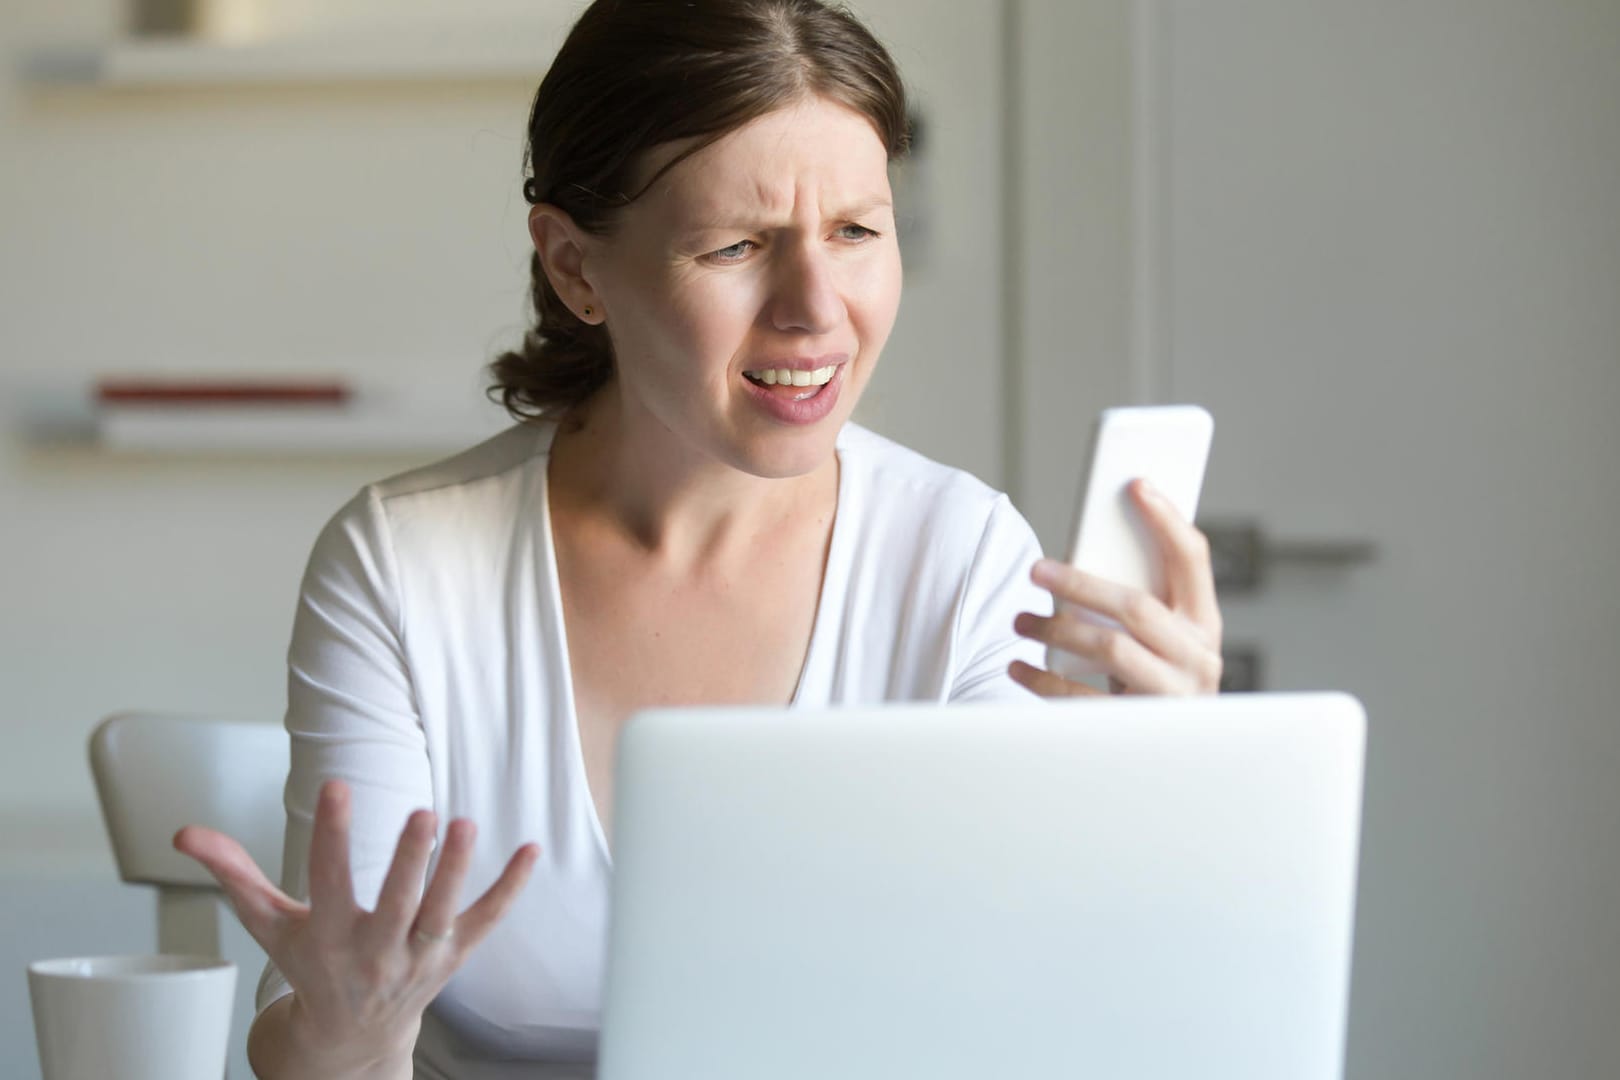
[1199,521,1378,593]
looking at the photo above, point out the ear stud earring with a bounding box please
[583,306,594,318]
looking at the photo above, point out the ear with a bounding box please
[528,205,605,325]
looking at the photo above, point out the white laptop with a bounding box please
[596,693,1366,1080]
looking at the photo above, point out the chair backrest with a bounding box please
[89,712,289,956]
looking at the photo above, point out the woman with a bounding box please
[177,1,1223,1076]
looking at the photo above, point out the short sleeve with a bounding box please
[256,486,435,1013]
[947,494,1053,702]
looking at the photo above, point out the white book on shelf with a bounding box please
[97,404,502,454]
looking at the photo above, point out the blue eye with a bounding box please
[837,224,879,241]
[710,240,756,263]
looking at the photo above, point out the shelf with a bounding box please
[17,384,509,456]
[17,23,565,88]
[93,404,507,454]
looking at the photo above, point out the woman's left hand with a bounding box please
[1009,478,1224,697]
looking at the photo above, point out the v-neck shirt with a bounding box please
[256,419,1048,1075]
[544,434,834,852]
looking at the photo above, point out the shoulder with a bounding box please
[312,421,553,568]
[367,421,552,508]
[835,422,1040,567]
[837,422,1025,534]
[837,422,1002,507]
[817,425,1047,701]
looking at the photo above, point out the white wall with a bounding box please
[1010,0,1136,541]
[3,3,536,839]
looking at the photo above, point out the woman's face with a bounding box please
[575,95,902,479]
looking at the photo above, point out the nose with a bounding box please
[769,241,844,336]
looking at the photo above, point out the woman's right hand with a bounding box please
[174,779,540,1070]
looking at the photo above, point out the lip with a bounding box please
[740,359,848,426]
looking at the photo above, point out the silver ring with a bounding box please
[412,926,455,946]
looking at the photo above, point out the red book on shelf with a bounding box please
[95,378,352,406]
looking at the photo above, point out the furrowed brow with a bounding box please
[835,196,894,220]
[675,195,893,240]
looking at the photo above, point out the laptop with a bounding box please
[596,693,1366,1080]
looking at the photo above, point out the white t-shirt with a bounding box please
[258,419,1050,1077]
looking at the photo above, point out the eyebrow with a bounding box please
[679,196,895,236]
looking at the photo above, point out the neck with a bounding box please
[547,381,837,565]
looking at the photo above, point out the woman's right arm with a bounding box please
[178,487,537,1075]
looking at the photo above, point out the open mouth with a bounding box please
[742,365,839,401]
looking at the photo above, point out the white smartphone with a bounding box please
[1045,404,1214,682]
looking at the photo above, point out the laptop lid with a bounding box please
[598,693,1366,1080]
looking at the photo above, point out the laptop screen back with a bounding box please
[599,693,1366,1080]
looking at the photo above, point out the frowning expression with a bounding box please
[573,95,903,478]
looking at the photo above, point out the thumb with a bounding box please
[174,825,307,942]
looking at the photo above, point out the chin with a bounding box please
[729,424,842,480]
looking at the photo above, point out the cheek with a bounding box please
[609,265,746,368]
[850,250,903,346]
[615,279,761,408]
[661,277,767,366]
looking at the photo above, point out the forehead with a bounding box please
[631,97,892,222]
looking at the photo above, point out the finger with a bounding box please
[1131,480,1221,631]
[454,843,542,954]
[369,809,438,939]
[1014,610,1187,694]
[1032,563,1215,667]
[307,780,358,933]
[1008,659,1106,699]
[413,818,477,945]
[173,825,306,944]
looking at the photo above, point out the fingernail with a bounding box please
[1032,558,1060,585]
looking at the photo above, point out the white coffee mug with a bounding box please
[28,954,236,1080]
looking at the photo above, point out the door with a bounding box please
[1019,2,1620,1078]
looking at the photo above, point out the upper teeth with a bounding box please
[747,365,837,387]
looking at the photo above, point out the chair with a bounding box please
[88,711,289,958]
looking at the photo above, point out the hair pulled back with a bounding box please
[488,0,910,421]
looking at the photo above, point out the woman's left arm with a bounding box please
[1010,478,1224,698]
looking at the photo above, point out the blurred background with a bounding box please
[2,0,1616,1076]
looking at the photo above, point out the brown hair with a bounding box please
[487,0,911,421]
